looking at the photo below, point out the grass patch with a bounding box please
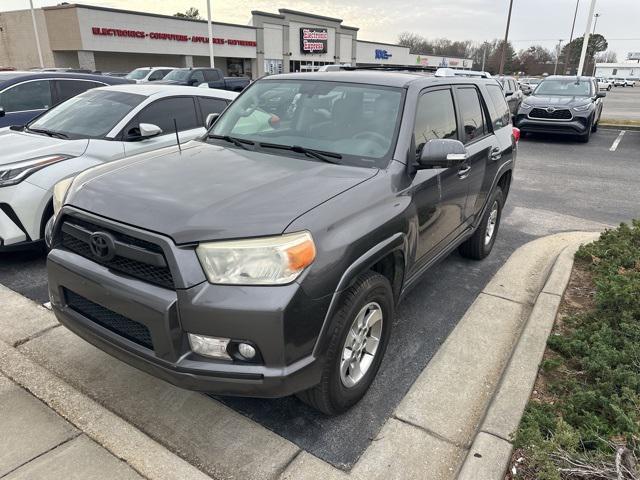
[511,221,640,479]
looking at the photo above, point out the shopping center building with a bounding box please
[0,4,473,78]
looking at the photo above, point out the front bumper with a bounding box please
[47,212,332,397]
[514,113,590,135]
[0,181,48,249]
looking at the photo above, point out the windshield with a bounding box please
[126,68,150,80]
[163,69,191,81]
[209,79,404,167]
[534,79,592,96]
[29,89,144,139]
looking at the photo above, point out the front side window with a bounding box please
[148,70,167,81]
[456,87,487,144]
[0,80,52,113]
[210,79,404,168]
[191,71,205,84]
[132,97,199,134]
[535,79,592,96]
[163,69,191,81]
[199,97,228,118]
[28,89,144,139]
[126,69,151,80]
[55,80,104,103]
[414,89,458,154]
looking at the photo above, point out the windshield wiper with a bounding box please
[207,134,254,150]
[259,143,342,164]
[27,127,68,139]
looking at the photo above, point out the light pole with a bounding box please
[591,13,601,75]
[481,42,489,72]
[554,39,563,75]
[564,0,580,74]
[206,0,215,68]
[29,0,44,68]
[499,0,515,75]
[577,0,597,76]
[592,13,600,34]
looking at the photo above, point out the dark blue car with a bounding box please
[0,72,131,128]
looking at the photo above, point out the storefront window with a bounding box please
[264,59,283,75]
[227,58,249,77]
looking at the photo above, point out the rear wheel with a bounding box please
[296,271,393,415]
[459,186,504,260]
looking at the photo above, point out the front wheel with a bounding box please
[459,186,504,260]
[297,271,393,415]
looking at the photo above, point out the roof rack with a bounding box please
[340,65,437,72]
[434,68,492,79]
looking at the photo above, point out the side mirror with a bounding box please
[125,123,163,141]
[188,78,199,86]
[418,139,468,169]
[205,113,220,129]
[505,90,514,96]
[0,107,5,118]
[596,91,607,98]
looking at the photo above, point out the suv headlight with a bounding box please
[573,103,592,112]
[52,176,75,216]
[0,155,73,187]
[520,102,533,110]
[196,231,316,285]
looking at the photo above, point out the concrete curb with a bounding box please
[599,123,640,132]
[456,239,596,479]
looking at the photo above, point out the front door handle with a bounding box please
[490,147,502,161]
[457,164,471,178]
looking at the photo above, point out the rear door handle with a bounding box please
[457,165,471,178]
[490,147,502,161]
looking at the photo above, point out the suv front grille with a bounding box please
[60,217,174,289]
[529,108,572,120]
[66,289,153,350]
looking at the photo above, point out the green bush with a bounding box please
[513,221,640,475]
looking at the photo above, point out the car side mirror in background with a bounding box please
[0,107,5,118]
[505,90,514,96]
[189,78,198,86]
[596,91,607,98]
[127,123,162,140]
[418,139,468,169]
[205,113,220,129]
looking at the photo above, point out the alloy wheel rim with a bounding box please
[485,201,499,246]
[340,302,383,388]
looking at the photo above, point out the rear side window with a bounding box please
[199,97,228,118]
[203,69,221,82]
[456,87,487,143]
[134,97,199,133]
[54,80,104,103]
[0,80,52,112]
[485,84,511,130]
[414,89,458,154]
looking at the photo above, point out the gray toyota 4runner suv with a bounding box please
[47,70,517,414]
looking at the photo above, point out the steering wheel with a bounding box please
[352,131,388,147]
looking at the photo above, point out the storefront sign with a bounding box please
[300,28,328,54]
[375,49,392,60]
[91,27,256,47]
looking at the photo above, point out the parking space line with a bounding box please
[609,130,626,152]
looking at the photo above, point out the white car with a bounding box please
[624,78,636,87]
[596,77,613,91]
[125,67,175,84]
[613,78,627,87]
[0,84,237,250]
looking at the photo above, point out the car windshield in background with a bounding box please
[163,69,191,81]
[126,69,150,80]
[28,90,144,139]
[209,79,404,168]
[534,79,592,96]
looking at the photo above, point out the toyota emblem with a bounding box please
[89,232,116,261]
[546,107,556,113]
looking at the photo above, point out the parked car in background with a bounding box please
[519,77,542,95]
[0,84,237,251]
[497,76,524,115]
[158,67,250,91]
[125,67,174,84]
[46,70,516,415]
[596,77,613,91]
[515,76,605,143]
[0,72,131,128]
[624,78,636,87]
[613,78,627,87]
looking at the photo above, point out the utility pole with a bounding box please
[499,0,514,75]
[591,13,601,75]
[577,0,597,76]
[206,0,215,68]
[481,42,488,71]
[554,39,563,75]
[564,0,580,74]
[29,0,44,69]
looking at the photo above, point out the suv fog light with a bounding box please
[188,334,231,360]
[238,343,256,360]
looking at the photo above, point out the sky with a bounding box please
[2,0,639,60]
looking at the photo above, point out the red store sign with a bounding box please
[91,27,256,47]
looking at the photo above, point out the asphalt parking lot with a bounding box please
[601,84,640,121]
[0,127,638,468]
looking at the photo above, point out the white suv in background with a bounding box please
[0,84,237,250]
[125,67,175,83]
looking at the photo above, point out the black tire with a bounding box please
[579,122,592,143]
[296,271,393,415]
[459,186,504,260]
[591,119,598,133]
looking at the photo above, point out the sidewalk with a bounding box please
[0,231,601,480]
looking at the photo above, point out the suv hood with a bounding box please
[0,130,89,167]
[68,141,378,243]
[525,95,591,107]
